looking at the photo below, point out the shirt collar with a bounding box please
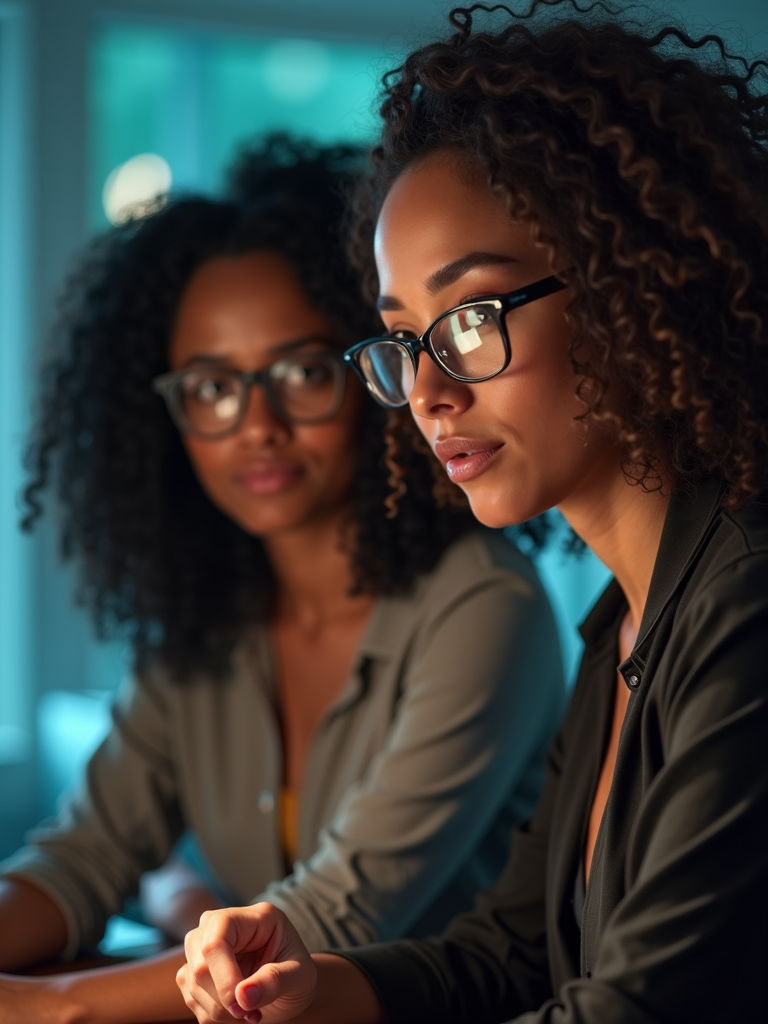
[633,476,725,660]
[578,476,725,683]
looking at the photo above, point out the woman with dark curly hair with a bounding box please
[0,138,564,1020]
[173,5,768,1023]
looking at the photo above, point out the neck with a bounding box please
[263,507,370,630]
[559,457,672,632]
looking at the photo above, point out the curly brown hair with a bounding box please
[351,1,768,507]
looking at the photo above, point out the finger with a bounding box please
[182,928,240,1022]
[177,961,246,1024]
[197,913,252,1011]
[184,924,221,1003]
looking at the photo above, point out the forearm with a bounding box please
[54,947,191,1024]
[301,954,384,1024]
[0,877,67,970]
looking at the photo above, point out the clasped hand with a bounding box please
[176,903,317,1023]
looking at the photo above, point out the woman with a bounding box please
[0,138,564,1020]
[174,7,768,1024]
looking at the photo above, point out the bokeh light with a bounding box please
[102,152,172,224]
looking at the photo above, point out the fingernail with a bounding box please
[239,983,262,1011]
[228,1002,246,1019]
[244,1014,262,1024]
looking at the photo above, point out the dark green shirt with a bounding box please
[344,478,768,1023]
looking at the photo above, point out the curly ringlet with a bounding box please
[351,0,768,509]
[21,136,477,680]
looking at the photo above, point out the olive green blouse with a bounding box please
[1,530,564,959]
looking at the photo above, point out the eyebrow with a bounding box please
[376,252,520,311]
[268,335,338,355]
[180,335,338,367]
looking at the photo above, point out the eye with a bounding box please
[464,307,490,328]
[273,357,334,388]
[185,375,231,404]
[392,329,417,341]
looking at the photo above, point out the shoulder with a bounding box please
[392,530,560,670]
[414,529,546,611]
[683,502,768,613]
[365,529,558,667]
[659,503,768,717]
[711,502,768,567]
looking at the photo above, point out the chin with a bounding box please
[229,503,311,539]
[464,482,547,530]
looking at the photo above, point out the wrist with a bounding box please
[36,974,88,1024]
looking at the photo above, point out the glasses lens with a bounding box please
[176,370,244,436]
[430,303,507,379]
[268,353,344,422]
[358,341,415,408]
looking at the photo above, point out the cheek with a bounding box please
[294,420,360,482]
[497,316,581,438]
[183,438,234,491]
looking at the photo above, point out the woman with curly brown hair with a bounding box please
[173,5,768,1023]
[0,137,564,1021]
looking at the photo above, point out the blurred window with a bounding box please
[90,22,385,226]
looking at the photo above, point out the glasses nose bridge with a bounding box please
[404,331,428,365]
[238,367,284,427]
[240,366,270,394]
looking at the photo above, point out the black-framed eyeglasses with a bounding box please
[344,274,567,409]
[152,349,348,439]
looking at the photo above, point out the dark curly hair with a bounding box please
[351,1,768,508]
[22,135,477,679]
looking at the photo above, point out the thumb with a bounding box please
[236,956,317,1015]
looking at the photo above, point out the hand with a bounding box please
[177,903,317,1024]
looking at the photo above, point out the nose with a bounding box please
[236,381,290,446]
[408,351,473,420]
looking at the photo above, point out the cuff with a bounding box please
[333,940,454,1024]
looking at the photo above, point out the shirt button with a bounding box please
[257,790,275,813]
[628,674,640,688]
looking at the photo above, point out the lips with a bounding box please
[236,461,304,496]
[433,436,504,484]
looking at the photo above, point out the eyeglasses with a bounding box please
[344,274,567,409]
[152,349,348,438]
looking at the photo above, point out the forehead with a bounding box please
[178,251,305,314]
[374,154,520,292]
[170,251,332,360]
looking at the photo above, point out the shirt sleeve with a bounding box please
[0,671,185,958]
[341,553,768,1023]
[260,557,566,952]
[337,698,569,1022]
